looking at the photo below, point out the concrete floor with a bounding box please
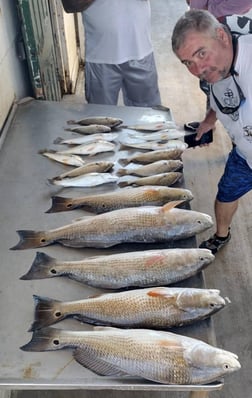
[10,0,252,397]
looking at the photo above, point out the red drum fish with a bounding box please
[20,248,214,288]
[30,287,227,331]
[20,327,241,385]
[11,201,213,250]
[46,186,193,214]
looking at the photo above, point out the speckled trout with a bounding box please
[51,161,114,181]
[120,148,184,165]
[20,327,241,384]
[11,201,213,250]
[67,116,123,128]
[48,172,118,188]
[56,140,115,156]
[119,139,187,152]
[46,186,193,214]
[65,124,112,135]
[39,150,86,167]
[117,159,183,177]
[127,129,184,141]
[54,132,118,145]
[118,172,183,188]
[30,287,227,331]
[20,248,214,288]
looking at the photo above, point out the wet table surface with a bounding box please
[0,99,222,396]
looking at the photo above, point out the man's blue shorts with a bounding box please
[217,147,252,202]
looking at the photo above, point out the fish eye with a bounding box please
[50,268,57,274]
[224,363,230,369]
[55,311,61,317]
[197,220,202,224]
[53,339,60,345]
[66,203,73,208]
[209,303,215,307]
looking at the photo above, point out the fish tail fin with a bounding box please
[47,178,58,186]
[20,252,58,280]
[20,327,67,352]
[118,158,129,166]
[10,230,50,250]
[46,196,76,213]
[67,119,76,125]
[38,149,56,155]
[116,168,127,176]
[117,180,130,188]
[29,295,64,331]
[53,137,64,145]
[119,144,128,151]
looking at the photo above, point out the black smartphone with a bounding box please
[184,129,213,148]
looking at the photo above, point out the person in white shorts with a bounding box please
[82,0,161,106]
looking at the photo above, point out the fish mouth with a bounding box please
[209,303,226,314]
[209,296,230,313]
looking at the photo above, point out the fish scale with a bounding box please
[120,148,184,165]
[118,172,183,188]
[67,116,123,128]
[29,287,227,331]
[20,248,215,288]
[117,159,183,177]
[48,172,118,188]
[21,327,241,385]
[64,124,112,134]
[47,186,193,214]
[50,161,114,182]
[12,202,213,249]
[57,140,115,156]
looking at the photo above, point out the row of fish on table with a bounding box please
[40,116,186,188]
[12,115,241,385]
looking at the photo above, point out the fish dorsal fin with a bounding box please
[162,200,184,212]
[73,348,128,376]
[147,287,177,300]
[147,288,178,307]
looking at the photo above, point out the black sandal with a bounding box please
[199,231,231,254]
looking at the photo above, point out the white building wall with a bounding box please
[0,0,30,130]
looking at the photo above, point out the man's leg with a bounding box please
[199,200,238,254]
[215,198,239,238]
[199,148,252,254]
[85,62,122,105]
[121,52,161,107]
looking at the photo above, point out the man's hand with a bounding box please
[195,109,217,144]
[195,121,214,142]
[61,0,95,13]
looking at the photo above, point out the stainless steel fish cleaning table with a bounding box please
[0,99,223,397]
